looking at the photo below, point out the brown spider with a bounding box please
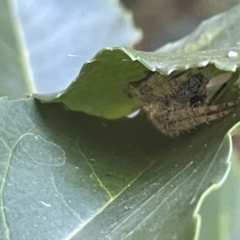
[129,69,237,137]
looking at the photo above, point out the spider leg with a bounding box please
[166,101,236,122]
[166,108,233,132]
[147,101,236,137]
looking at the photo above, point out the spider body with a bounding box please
[129,69,236,137]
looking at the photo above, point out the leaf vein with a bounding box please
[76,139,113,199]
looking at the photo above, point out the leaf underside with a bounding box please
[34,47,240,119]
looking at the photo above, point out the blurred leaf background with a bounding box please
[123,0,240,51]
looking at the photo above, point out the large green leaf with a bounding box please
[0,97,239,240]
[34,46,240,119]
[0,0,140,96]
[34,3,240,119]
[1,1,240,240]
[0,0,32,98]
[198,152,240,240]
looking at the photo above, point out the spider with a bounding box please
[129,69,237,137]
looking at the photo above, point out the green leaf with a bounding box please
[0,0,140,96]
[34,46,240,119]
[34,3,240,119]
[2,2,240,240]
[157,3,240,53]
[0,0,32,99]
[34,48,147,119]
[198,152,240,240]
[0,98,239,239]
